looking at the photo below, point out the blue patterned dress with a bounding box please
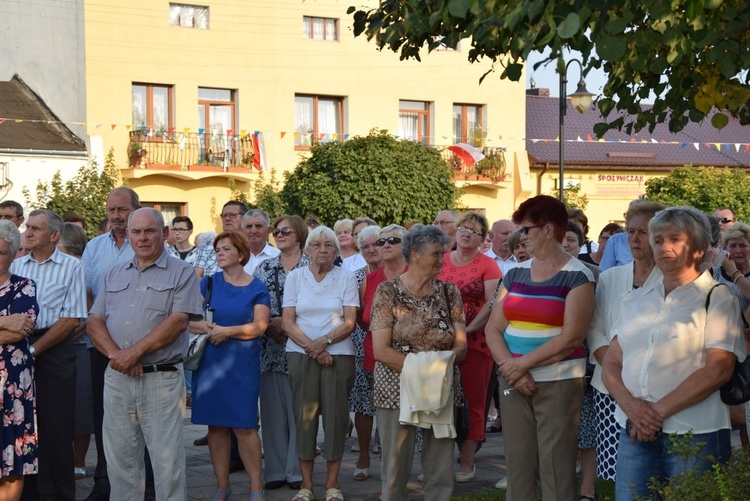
[0,275,39,477]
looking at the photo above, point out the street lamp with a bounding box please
[559,58,595,203]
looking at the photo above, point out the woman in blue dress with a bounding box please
[191,231,271,501]
[0,220,39,501]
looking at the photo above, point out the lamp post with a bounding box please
[559,58,595,203]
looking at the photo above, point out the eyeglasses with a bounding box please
[220,212,243,219]
[273,227,295,237]
[457,226,482,237]
[520,224,545,235]
[376,237,402,246]
[171,228,190,233]
[433,220,456,226]
[717,217,735,224]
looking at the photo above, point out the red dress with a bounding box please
[438,252,501,442]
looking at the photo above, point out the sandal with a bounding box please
[353,467,368,480]
[74,467,86,480]
[292,488,315,501]
[325,487,344,501]
[212,488,231,501]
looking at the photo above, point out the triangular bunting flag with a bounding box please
[280,131,286,139]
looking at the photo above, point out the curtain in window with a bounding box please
[303,17,312,38]
[313,18,324,40]
[318,99,339,141]
[399,112,418,141]
[325,19,336,40]
[132,86,147,129]
[295,97,314,146]
[152,87,169,132]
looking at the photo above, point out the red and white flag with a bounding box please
[447,143,485,167]
[252,132,269,171]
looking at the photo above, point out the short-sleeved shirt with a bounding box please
[90,250,203,365]
[282,266,359,356]
[369,277,465,409]
[253,254,311,374]
[82,231,134,299]
[243,243,281,276]
[11,248,88,329]
[502,257,595,382]
[438,252,501,355]
[611,271,746,433]
[167,245,200,267]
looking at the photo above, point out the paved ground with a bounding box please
[74,409,508,500]
[73,410,747,500]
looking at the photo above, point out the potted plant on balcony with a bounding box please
[473,148,507,183]
[128,141,145,168]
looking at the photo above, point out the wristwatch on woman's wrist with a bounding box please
[325,335,333,344]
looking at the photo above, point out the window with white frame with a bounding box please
[169,4,209,29]
[302,16,338,41]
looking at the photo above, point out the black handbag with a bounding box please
[705,284,750,405]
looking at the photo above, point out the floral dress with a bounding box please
[0,275,39,477]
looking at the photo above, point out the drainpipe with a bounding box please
[536,162,549,196]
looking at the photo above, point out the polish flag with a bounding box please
[252,132,269,171]
[447,143,485,167]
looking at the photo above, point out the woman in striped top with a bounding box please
[486,195,596,500]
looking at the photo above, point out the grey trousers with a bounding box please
[259,371,302,483]
[377,408,454,501]
[287,353,354,461]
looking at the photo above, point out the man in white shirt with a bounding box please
[242,209,280,275]
[485,219,518,276]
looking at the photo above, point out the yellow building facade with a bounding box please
[83,0,531,233]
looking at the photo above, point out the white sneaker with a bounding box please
[495,477,508,489]
[417,473,424,482]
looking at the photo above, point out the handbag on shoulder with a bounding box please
[183,276,213,371]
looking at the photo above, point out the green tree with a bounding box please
[228,178,253,208]
[644,165,750,220]
[549,183,589,211]
[253,169,286,221]
[281,129,458,226]
[349,0,750,135]
[22,148,120,239]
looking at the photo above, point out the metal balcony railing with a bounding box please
[127,131,254,170]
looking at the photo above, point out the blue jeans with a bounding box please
[615,427,730,500]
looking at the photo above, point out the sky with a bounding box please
[524,49,610,99]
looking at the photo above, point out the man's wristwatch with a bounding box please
[29,346,36,357]
[325,335,333,345]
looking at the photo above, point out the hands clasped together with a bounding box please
[303,335,333,367]
[498,357,538,396]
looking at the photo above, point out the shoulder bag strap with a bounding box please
[442,281,453,325]
[205,276,213,309]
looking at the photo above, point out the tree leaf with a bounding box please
[711,113,729,130]
[448,0,472,19]
[557,13,581,39]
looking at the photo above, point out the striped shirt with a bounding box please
[502,257,594,382]
[11,247,88,329]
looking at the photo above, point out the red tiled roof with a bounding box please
[0,75,86,152]
[526,94,750,169]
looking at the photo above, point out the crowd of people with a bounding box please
[0,192,747,501]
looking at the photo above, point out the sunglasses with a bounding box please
[657,208,706,225]
[273,227,295,237]
[520,224,545,235]
[376,237,402,246]
[717,217,735,224]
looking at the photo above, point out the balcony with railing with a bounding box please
[438,146,509,187]
[126,131,255,173]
